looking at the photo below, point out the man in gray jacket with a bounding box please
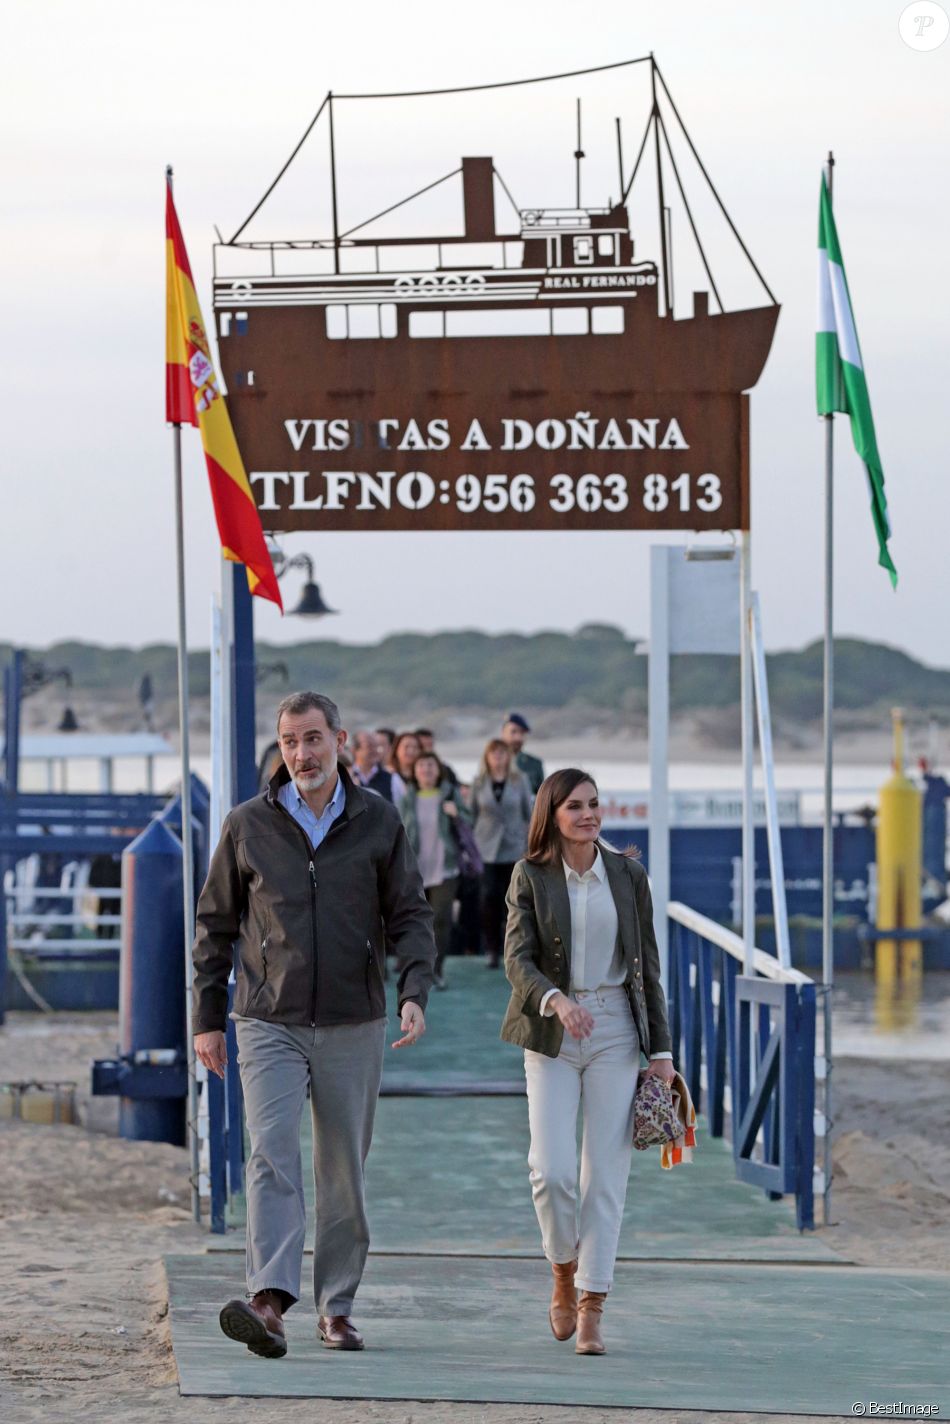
[193,691,435,1359]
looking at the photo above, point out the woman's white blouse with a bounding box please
[538,848,672,1059]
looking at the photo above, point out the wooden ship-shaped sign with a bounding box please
[213,64,779,533]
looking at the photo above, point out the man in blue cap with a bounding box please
[502,713,545,795]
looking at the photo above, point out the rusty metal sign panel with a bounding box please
[214,158,777,534]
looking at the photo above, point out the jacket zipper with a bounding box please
[272,794,349,1028]
[365,937,374,1003]
[308,859,318,1025]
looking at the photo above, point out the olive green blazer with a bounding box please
[500,848,672,1060]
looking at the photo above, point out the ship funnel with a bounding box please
[461,157,496,240]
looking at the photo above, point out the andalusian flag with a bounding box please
[816,175,897,588]
[165,179,282,608]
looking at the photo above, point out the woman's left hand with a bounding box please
[443,800,458,819]
[644,1059,676,1084]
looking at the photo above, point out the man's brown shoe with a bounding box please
[548,1259,578,1341]
[219,1291,287,1359]
[317,1314,364,1350]
[575,1291,607,1355]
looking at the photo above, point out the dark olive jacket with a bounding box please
[192,767,435,1035]
[500,848,672,1059]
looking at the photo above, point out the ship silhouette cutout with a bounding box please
[213,69,779,533]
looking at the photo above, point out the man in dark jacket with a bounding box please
[502,712,545,795]
[350,728,396,801]
[193,691,435,1359]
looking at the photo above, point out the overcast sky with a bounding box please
[3,0,948,663]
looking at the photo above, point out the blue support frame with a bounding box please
[733,976,816,1228]
[206,957,246,1234]
[225,1009,245,1202]
[204,571,257,1233]
[206,1069,228,1234]
[668,919,817,1231]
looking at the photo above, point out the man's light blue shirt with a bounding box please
[278,770,346,852]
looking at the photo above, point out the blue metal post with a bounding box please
[3,651,23,795]
[118,819,187,1144]
[796,982,817,1230]
[225,983,244,1201]
[0,880,7,1026]
[158,773,211,901]
[207,1068,228,1233]
[922,772,950,894]
[231,565,257,804]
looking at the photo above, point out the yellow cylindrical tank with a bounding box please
[876,709,923,994]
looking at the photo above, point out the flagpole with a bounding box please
[167,164,202,1225]
[821,149,835,1228]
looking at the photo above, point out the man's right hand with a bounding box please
[552,992,595,1041]
[195,1030,227,1079]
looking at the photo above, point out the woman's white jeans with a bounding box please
[524,986,640,1294]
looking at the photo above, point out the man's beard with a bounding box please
[295,764,332,792]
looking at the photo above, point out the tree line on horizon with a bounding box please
[3,627,949,725]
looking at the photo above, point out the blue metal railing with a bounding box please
[668,902,818,1230]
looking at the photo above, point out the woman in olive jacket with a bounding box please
[500,768,674,1356]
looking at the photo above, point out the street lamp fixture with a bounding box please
[268,547,338,618]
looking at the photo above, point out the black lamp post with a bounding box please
[269,547,337,618]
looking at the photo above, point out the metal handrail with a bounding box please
[4,883,123,958]
[5,886,122,898]
[668,901,810,984]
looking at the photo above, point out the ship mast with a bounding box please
[650,56,672,316]
[574,98,585,208]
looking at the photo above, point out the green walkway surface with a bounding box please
[213,1094,842,1263]
[212,960,842,1264]
[381,956,524,1090]
[170,956,897,1408]
[166,1251,950,1412]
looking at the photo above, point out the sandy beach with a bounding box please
[1,1010,948,1423]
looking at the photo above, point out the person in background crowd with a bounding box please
[400,751,471,989]
[415,727,459,786]
[375,727,406,805]
[471,738,533,968]
[351,730,396,802]
[376,727,397,769]
[257,740,283,793]
[392,732,421,788]
[502,713,545,795]
[500,769,673,1356]
[415,728,436,755]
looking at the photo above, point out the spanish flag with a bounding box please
[165,178,282,609]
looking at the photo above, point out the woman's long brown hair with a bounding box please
[526,768,601,865]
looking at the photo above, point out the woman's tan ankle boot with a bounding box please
[575,1291,607,1355]
[548,1260,578,1340]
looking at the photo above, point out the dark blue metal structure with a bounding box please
[667,916,818,1230]
[92,820,188,1144]
[0,791,167,1020]
[205,567,257,1231]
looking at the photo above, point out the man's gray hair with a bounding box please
[276,691,342,735]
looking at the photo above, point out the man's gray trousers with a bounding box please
[234,1015,386,1315]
